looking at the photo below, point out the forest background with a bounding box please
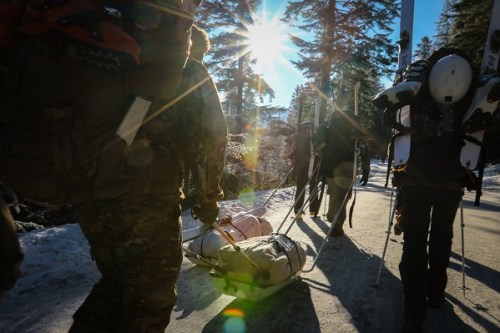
[188,0,500,200]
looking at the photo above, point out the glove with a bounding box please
[192,201,219,227]
[360,172,369,186]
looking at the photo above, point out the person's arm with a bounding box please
[186,61,228,225]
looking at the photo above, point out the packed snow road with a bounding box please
[0,161,498,333]
[170,162,500,333]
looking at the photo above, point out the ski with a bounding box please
[479,0,500,76]
[391,0,415,167]
[460,0,500,206]
[306,92,323,215]
[460,0,500,172]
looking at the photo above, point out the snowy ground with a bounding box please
[0,161,499,333]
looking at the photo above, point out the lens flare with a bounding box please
[223,308,246,333]
[223,308,245,318]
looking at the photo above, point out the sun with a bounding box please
[243,11,290,75]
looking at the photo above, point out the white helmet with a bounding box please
[428,54,472,104]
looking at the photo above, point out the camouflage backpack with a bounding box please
[0,0,199,204]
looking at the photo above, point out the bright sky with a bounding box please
[252,0,445,108]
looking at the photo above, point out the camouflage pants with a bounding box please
[70,193,182,333]
[326,162,354,230]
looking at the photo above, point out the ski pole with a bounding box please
[262,166,294,207]
[460,191,467,297]
[302,179,355,273]
[385,136,395,188]
[309,154,323,215]
[349,81,360,228]
[314,176,326,218]
[278,160,322,233]
[281,175,310,229]
[474,148,485,206]
[281,179,323,236]
[182,246,219,269]
[348,178,357,229]
[374,190,397,287]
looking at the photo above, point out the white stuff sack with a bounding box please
[185,214,273,266]
[216,234,307,286]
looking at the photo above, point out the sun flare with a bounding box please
[243,11,290,75]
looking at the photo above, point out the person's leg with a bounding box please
[308,159,320,215]
[399,186,432,330]
[327,162,353,234]
[427,188,461,306]
[71,194,182,333]
[294,162,309,215]
[325,176,338,223]
[118,194,182,333]
[70,198,125,333]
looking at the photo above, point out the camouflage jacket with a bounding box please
[0,3,193,203]
[133,58,227,203]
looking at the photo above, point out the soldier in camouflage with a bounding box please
[176,24,227,216]
[69,23,227,333]
[1,0,216,329]
[315,110,370,237]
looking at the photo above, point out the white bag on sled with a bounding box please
[185,213,273,266]
[215,234,307,286]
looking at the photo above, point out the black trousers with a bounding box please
[399,185,461,323]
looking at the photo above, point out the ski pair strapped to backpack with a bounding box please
[386,0,414,185]
[385,0,500,193]
[460,0,500,205]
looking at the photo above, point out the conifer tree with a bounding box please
[287,85,317,128]
[447,0,494,68]
[414,36,434,60]
[434,0,456,48]
[195,0,275,133]
[283,0,398,147]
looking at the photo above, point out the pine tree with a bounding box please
[447,0,494,68]
[434,0,456,48]
[287,85,317,129]
[414,36,434,60]
[195,0,275,134]
[283,0,398,148]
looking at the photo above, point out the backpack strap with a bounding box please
[16,0,140,71]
